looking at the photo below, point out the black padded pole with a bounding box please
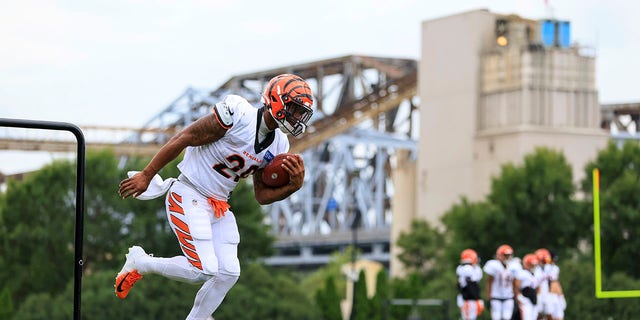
[0,118,85,320]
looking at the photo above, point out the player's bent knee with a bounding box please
[200,261,219,276]
[217,273,240,290]
[221,256,240,275]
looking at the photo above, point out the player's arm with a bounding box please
[485,275,493,301]
[119,113,227,198]
[550,280,564,295]
[253,154,305,204]
[513,278,521,294]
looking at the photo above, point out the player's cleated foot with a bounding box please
[114,246,147,299]
[115,270,142,299]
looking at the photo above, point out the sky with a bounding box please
[1,0,639,173]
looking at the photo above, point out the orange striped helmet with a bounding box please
[523,253,539,270]
[535,248,552,264]
[460,249,479,265]
[262,74,314,137]
[496,244,514,261]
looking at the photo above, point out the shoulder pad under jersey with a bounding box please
[483,259,502,276]
[213,101,234,129]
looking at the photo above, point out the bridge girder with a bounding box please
[2,55,640,268]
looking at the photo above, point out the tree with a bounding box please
[0,149,278,316]
[116,153,184,261]
[352,269,371,320]
[315,275,342,320]
[581,140,640,278]
[388,273,422,320]
[442,147,581,262]
[302,247,355,303]
[393,219,456,320]
[369,269,389,320]
[0,160,77,303]
[83,150,178,272]
[487,147,580,253]
[552,254,640,319]
[0,286,13,319]
[395,219,445,275]
[440,198,501,265]
[215,262,317,319]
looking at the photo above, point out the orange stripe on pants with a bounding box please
[166,191,203,270]
[168,192,184,214]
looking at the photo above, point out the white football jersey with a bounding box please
[545,264,560,281]
[535,265,549,295]
[177,95,290,200]
[456,264,483,288]
[516,268,539,290]
[508,258,523,274]
[483,259,514,299]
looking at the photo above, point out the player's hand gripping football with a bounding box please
[119,171,152,199]
[283,154,305,189]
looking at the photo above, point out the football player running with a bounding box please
[483,244,517,320]
[456,249,485,320]
[116,74,314,320]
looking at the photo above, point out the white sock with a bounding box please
[186,273,239,320]
[136,255,210,284]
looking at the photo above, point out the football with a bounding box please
[262,153,292,187]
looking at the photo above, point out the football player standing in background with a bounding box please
[545,250,566,320]
[515,254,541,320]
[484,244,518,320]
[115,74,314,320]
[456,249,485,320]
[534,248,552,320]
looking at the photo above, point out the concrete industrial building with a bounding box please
[392,9,609,275]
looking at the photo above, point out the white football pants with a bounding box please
[517,294,538,320]
[489,298,514,320]
[136,181,241,320]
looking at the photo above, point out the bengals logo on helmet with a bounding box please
[262,74,314,137]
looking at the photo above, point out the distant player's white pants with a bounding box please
[517,294,538,320]
[457,295,484,320]
[546,293,565,319]
[489,298,514,320]
[136,181,241,320]
[537,292,552,318]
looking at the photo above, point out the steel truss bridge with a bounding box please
[1,55,639,269]
[1,55,419,269]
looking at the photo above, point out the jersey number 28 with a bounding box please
[212,154,259,182]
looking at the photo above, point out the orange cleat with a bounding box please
[115,270,143,299]
[114,246,147,299]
